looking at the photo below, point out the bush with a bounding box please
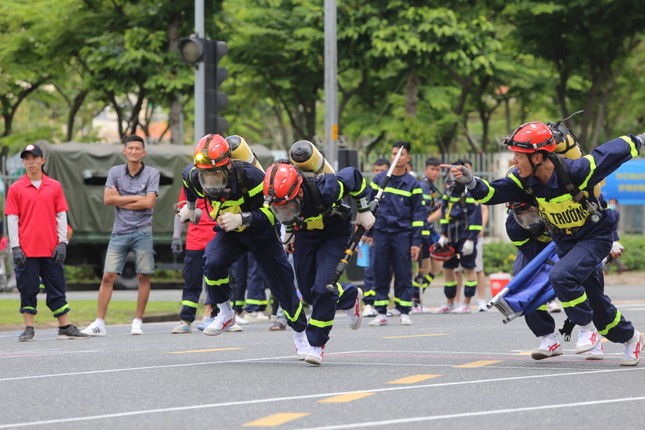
[483,234,645,274]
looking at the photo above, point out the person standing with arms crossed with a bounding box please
[6,144,88,341]
[83,135,160,336]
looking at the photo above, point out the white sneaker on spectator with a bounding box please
[434,303,456,314]
[82,320,107,337]
[346,288,362,330]
[620,331,644,366]
[531,333,563,360]
[477,300,488,312]
[171,320,192,334]
[575,327,599,354]
[293,330,311,360]
[400,314,413,325]
[547,300,562,313]
[245,311,270,321]
[585,340,604,360]
[130,318,143,335]
[368,314,388,326]
[305,346,325,366]
[362,304,377,318]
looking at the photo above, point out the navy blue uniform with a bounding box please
[182,162,307,332]
[291,167,368,347]
[368,172,424,315]
[471,135,641,344]
[439,187,482,298]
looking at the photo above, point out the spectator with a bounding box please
[82,135,160,336]
[6,143,88,341]
[605,198,628,273]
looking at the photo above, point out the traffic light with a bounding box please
[178,36,206,64]
[205,40,228,135]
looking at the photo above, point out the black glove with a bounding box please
[171,237,183,255]
[52,242,67,265]
[12,246,27,267]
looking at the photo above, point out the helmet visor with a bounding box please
[198,168,228,197]
[270,201,301,225]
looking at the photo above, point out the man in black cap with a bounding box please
[5,144,89,341]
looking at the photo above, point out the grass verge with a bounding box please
[0,299,184,330]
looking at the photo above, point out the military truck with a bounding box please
[32,140,194,288]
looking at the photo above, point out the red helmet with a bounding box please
[504,121,556,154]
[263,161,303,205]
[193,134,231,169]
[429,243,456,262]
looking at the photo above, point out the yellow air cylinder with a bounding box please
[555,133,583,160]
[226,135,264,172]
[289,140,335,173]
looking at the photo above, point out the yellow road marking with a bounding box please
[243,413,309,427]
[387,374,441,384]
[455,360,501,368]
[383,333,447,339]
[319,392,375,403]
[168,348,242,354]
[517,351,533,356]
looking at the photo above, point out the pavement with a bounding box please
[0,279,644,429]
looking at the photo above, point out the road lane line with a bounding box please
[454,360,501,368]
[243,413,309,427]
[387,374,441,384]
[383,334,447,339]
[168,348,242,354]
[0,368,642,428]
[318,393,375,403]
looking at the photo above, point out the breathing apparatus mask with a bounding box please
[508,201,545,236]
[198,167,230,199]
[270,199,302,226]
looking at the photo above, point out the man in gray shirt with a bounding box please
[82,135,160,336]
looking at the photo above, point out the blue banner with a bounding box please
[602,159,645,205]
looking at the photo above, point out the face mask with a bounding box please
[512,205,544,236]
[270,200,301,225]
[198,168,229,198]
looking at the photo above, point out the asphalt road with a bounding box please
[0,283,644,430]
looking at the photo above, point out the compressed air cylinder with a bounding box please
[555,133,583,160]
[226,135,264,172]
[289,140,335,173]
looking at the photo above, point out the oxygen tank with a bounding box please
[554,133,583,160]
[289,140,335,174]
[226,135,264,172]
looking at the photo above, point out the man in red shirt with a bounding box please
[5,144,88,341]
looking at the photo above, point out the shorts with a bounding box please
[104,227,155,275]
[455,240,483,272]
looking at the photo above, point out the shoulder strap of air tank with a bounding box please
[231,159,250,200]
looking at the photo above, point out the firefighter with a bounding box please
[447,122,645,366]
[263,160,375,365]
[435,160,483,314]
[178,134,308,357]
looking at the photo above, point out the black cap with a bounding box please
[20,144,44,159]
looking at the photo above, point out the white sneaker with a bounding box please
[81,320,106,337]
[575,327,599,354]
[131,318,143,335]
[245,311,270,321]
[400,314,413,325]
[362,304,377,318]
[451,303,472,314]
[235,314,249,325]
[346,288,362,330]
[368,314,388,326]
[434,303,456,314]
[293,331,311,360]
[585,340,604,360]
[305,346,325,366]
[386,307,401,317]
[171,320,192,334]
[478,300,488,312]
[547,300,562,313]
[204,312,236,336]
[531,334,563,360]
[224,323,243,333]
[620,331,644,366]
